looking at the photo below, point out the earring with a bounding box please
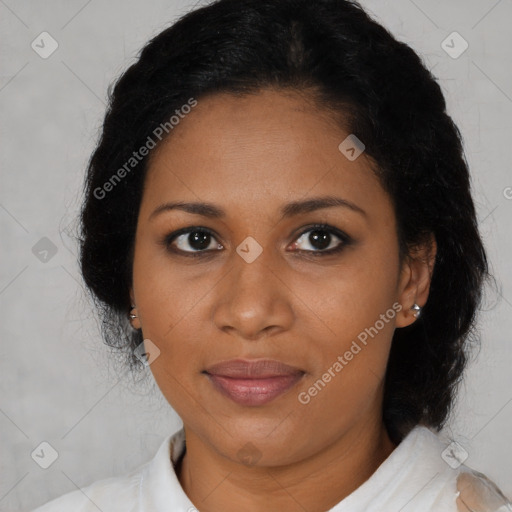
[129,305,138,320]
[411,303,422,319]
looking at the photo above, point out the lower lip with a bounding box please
[205,373,304,406]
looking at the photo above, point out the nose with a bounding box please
[211,248,295,341]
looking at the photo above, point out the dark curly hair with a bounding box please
[79,0,490,444]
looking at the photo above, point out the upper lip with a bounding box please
[204,359,304,378]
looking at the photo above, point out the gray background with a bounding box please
[1,0,511,510]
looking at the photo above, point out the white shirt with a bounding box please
[31,425,512,512]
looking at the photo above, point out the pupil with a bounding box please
[189,231,210,250]
[310,230,330,250]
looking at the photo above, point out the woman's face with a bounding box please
[130,88,425,466]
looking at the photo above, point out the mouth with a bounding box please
[203,359,305,406]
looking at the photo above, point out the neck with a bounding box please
[177,417,397,512]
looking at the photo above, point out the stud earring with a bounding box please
[411,303,421,319]
[129,305,138,320]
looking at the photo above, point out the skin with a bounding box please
[129,88,436,512]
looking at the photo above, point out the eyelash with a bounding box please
[162,223,353,259]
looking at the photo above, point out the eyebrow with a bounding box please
[149,195,367,221]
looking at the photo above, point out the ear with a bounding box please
[395,234,436,328]
[128,287,141,330]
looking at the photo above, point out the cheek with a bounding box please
[305,243,399,344]
[133,262,207,417]
[132,231,201,333]
[131,237,206,377]
[299,238,400,395]
[297,285,397,432]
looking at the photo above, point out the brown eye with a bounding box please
[165,228,223,255]
[290,224,351,255]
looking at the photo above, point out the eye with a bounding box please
[164,227,223,256]
[163,223,351,258]
[289,224,350,255]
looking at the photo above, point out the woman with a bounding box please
[32,0,511,510]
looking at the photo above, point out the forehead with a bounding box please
[141,89,390,223]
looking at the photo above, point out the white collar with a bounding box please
[137,427,194,511]
[136,424,457,511]
[34,424,511,511]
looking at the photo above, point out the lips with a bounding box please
[203,359,305,406]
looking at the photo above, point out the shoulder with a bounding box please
[411,426,512,512]
[30,430,186,512]
[375,425,512,512]
[30,470,143,512]
[456,467,512,512]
